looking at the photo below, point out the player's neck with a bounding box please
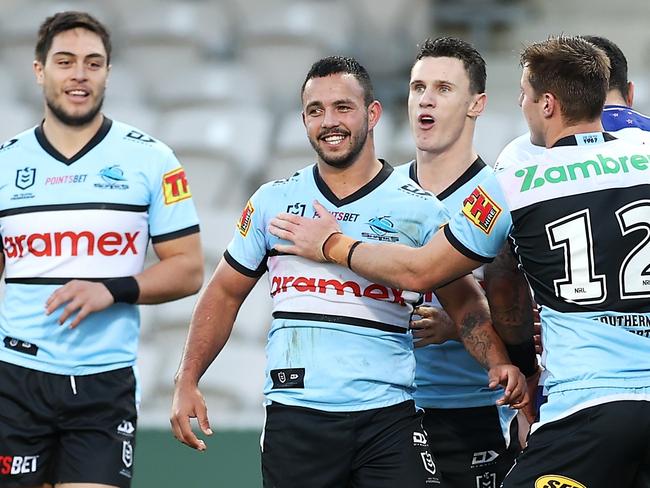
[317,145,383,200]
[604,91,629,107]
[546,118,604,148]
[41,112,105,159]
[414,142,478,196]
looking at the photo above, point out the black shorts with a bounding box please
[503,400,650,488]
[423,405,520,488]
[261,400,443,487]
[0,361,138,488]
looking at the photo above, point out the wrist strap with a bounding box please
[505,338,538,378]
[322,233,361,267]
[104,276,140,304]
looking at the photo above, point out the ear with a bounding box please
[468,92,487,118]
[33,60,44,86]
[301,111,307,128]
[367,100,382,131]
[626,81,634,107]
[105,63,112,88]
[542,92,556,119]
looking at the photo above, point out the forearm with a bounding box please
[484,245,535,343]
[325,231,478,292]
[484,243,538,376]
[174,258,257,386]
[174,287,239,385]
[438,276,511,370]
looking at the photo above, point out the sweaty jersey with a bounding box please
[446,132,650,428]
[225,161,449,411]
[397,158,506,408]
[0,118,200,375]
[495,104,650,171]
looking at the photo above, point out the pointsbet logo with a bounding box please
[515,153,650,192]
[535,474,586,488]
[0,455,39,475]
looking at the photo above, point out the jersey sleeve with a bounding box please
[422,198,451,245]
[224,188,268,277]
[444,171,512,262]
[148,151,200,243]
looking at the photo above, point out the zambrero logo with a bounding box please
[3,231,140,258]
[535,474,586,488]
[237,200,254,237]
[462,186,501,234]
[270,274,407,305]
[163,168,191,204]
[515,153,650,192]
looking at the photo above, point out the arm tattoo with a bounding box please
[484,242,535,343]
[459,309,494,369]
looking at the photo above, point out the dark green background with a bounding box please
[134,429,261,487]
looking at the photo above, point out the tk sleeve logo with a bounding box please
[237,200,255,237]
[162,168,191,205]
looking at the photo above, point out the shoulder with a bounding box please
[108,119,175,158]
[494,133,545,171]
[253,164,315,199]
[0,126,37,158]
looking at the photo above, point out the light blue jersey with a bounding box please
[397,158,505,408]
[0,118,200,375]
[446,132,650,429]
[226,161,449,411]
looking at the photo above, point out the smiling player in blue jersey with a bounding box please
[0,12,203,488]
[270,36,650,488]
[171,55,527,488]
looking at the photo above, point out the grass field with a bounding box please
[135,429,262,487]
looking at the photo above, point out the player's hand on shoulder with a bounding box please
[170,380,213,451]
[411,305,459,346]
[45,279,116,328]
[269,200,341,262]
[488,364,529,410]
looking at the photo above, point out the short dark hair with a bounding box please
[415,37,486,94]
[581,35,629,100]
[301,56,375,107]
[35,11,112,65]
[521,36,609,124]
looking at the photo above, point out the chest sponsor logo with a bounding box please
[0,455,39,475]
[94,165,128,189]
[237,200,254,237]
[362,216,399,242]
[462,186,501,234]
[3,231,140,258]
[535,475,586,488]
[329,211,360,222]
[15,167,36,190]
[45,174,88,185]
[162,168,191,204]
[514,153,650,192]
[270,275,407,305]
